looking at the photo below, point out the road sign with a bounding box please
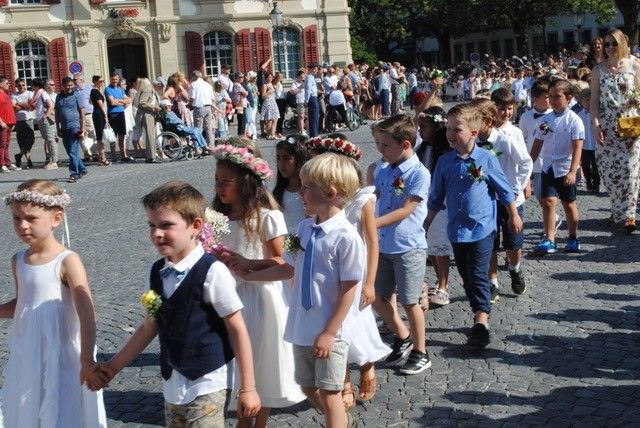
[68,60,83,75]
[470,52,480,63]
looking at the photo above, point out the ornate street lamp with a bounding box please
[270,2,283,75]
[574,12,586,48]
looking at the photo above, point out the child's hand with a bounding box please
[360,283,376,309]
[227,253,253,273]
[231,266,256,281]
[509,213,523,235]
[80,361,110,391]
[237,389,261,418]
[313,331,336,359]
[564,171,577,186]
[523,182,532,200]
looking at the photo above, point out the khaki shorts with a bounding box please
[295,103,306,115]
[164,389,228,428]
[293,340,349,391]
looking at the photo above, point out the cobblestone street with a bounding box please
[0,122,638,427]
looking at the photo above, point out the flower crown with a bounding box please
[305,137,362,160]
[4,190,71,208]
[212,144,273,181]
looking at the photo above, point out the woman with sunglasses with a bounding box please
[590,28,640,233]
[90,75,110,165]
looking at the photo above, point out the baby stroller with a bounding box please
[155,110,203,161]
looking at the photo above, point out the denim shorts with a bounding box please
[493,204,524,251]
[541,167,577,202]
[293,340,349,391]
[374,249,427,305]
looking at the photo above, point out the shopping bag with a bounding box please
[102,125,117,145]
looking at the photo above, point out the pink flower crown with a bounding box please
[212,144,273,181]
[4,190,71,208]
[305,137,362,160]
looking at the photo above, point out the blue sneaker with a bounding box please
[535,238,557,254]
[565,237,581,253]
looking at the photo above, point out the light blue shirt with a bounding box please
[578,109,596,151]
[104,85,125,113]
[73,83,93,114]
[428,145,514,243]
[304,74,317,103]
[378,73,390,90]
[375,154,430,254]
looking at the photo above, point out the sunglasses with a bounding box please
[604,41,618,48]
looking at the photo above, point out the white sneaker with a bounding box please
[0,165,8,173]
[9,164,21,171]
[44,162,58,170]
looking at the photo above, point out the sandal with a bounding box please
[99,159,111,166]
[67,176,78,183]
[341,385,356,410]
[624,218,636,234]
[359,374,377,401]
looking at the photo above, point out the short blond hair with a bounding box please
[142,181,206,224]
[300,153,360,207]
[376,114,417,147]
[469,98,497,125]
[447,103,483,132]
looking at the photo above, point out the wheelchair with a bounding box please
[327,104,362,132]
[154,114,202,161]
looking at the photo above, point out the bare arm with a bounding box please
[313,279,358,358]
[376,196,421,228]
[530,138,544,163]
[106,317,158,376]
[564,139,584,185]
[235,262,294,282]
[360,200,378,308]
[223,310,261,417]
[223,235,286,275]
[0,255,18,318]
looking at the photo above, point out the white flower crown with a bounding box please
[4,190,71,208]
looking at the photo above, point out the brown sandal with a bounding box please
[359,374,377,401]
[342,385,356,410]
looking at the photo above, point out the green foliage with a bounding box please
[350,35,377,64]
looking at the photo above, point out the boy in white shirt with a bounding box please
[531,79,585,254]
[474,95,533,298]
[239,153,364,428]
[577,89,600,193]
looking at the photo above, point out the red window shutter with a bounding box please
[0,41,15,92]
[185,31,204,76]
[89,0,106,4]
[303,25,319,66]
[254,28,272,73]
[235,29,253,73]
[48,37,68,88]
[0,0,8,6]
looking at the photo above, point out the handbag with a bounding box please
[102,124,117,145]
[82,136,95,153]
[616,116,640,139]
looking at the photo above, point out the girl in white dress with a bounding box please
[211,144,305,428]
[272,135,311,232]
[0,180,106,428]
[416,108,454,306]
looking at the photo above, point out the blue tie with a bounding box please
[300,226,321,310]
[159,266,188,282]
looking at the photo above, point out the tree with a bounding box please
[614,0,640,48]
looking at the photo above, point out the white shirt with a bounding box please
[511,79,527,103]
[578,109,596,151]
[328,89,346,107]
[485,126,533,206]
[290,80,305,104]
[281,189,306,233]
[322,74,338,95]
[12,90,34,121]
[533,109,585,178]
[519,108,552,173]
[188,78,215,108]
[283,211,365,347]
[217,73,233,93]
[159,244,243,405]
[34,90,53,121]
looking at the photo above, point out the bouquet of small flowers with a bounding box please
[140,290,162,317]
[467,162,485,182]
[197,208,231,254]
[392,177,405,195]
[283,234,304,255]
[539,122,553,135]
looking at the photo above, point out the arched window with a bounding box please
[15,40,48,82]
[273,27,300,80]
[203,31,232,77]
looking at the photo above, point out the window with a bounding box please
[465,42,475,59]
[478,41,487,55]
[580,29,592,45]
[15,40,48,82]
[548,33,559,53]
[563,31,575,49]
[532,35,544,55]
[504,39,514,58]
[453,43,463,63]
[203,31,232,77]
[10,0,42,3]
[491,40,501,58]
[273,27,300,80]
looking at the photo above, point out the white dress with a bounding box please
[343,187,392,365]
[0,250,106,428]
[221,209,305,409]
[281,190,307,234]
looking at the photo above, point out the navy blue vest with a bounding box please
[150,253,235,381]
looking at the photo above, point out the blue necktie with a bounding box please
[300,226,321,310]
[159,266,188,282]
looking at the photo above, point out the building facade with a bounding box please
[0,0,352,88]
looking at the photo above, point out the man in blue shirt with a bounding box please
[426,103,522,348]
[304,63,320,137]
[73,74,95,160]
[104,72,133,162]
[55,76,87,182]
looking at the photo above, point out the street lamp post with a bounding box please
[573,12,585,49]
[270,2,283,76]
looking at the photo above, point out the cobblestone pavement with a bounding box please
[0,113,638,427]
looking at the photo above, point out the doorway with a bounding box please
[107,34,147,81]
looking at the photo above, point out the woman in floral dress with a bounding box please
[590,29,640,233]
[260,73,280,140]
